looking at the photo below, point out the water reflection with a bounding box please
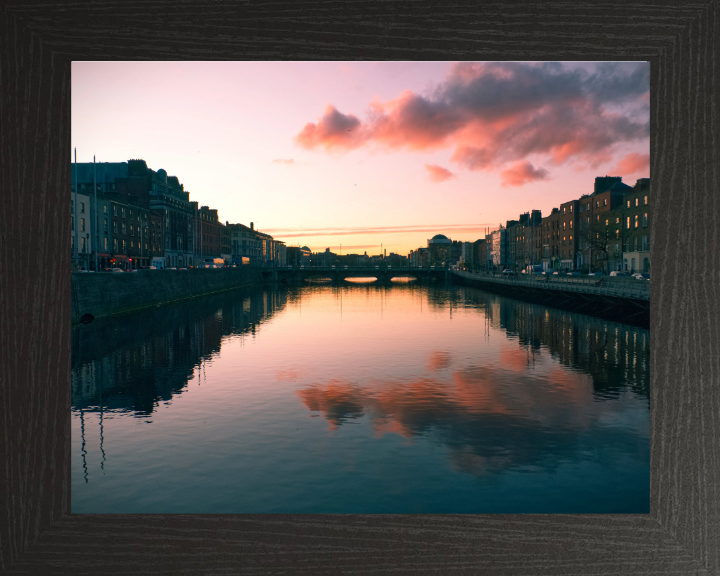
[72,282,648,512]
[71,286,288,416]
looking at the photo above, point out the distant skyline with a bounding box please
[72,61,649,255]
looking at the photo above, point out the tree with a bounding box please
[579,213,629,273]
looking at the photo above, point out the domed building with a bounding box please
[429,234,451,244]
[427,234,452,265]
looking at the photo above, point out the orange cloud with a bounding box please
[293,105,365,151]
[294,62,649,178]
[424,164,455,183]
[276,369,299,381]
[427,351,452,371]
[613,152,649,176]
[500,161,549,187]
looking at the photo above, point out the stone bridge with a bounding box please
[262,266,447,284]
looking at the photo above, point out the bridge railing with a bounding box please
[451,270,650,301]
[271,266,444,272]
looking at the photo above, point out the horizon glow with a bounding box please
[72,61,649,256]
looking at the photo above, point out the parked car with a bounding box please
[552,271,561,275]
[502,269,515,275]
[610,270,630,277]
[178,267,188,270]
[140,265,157,270]
[633,273,650,281]
[111,268,124,273]
[567,271,582,276]
[588,272,604,276]
[168,267,177,270]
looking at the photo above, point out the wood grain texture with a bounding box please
[1,1,717,574]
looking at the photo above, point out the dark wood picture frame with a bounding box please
[1,2,718,574]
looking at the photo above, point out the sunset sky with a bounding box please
[72,61,649,256]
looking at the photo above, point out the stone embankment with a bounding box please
[451,270,650,327]
[71,267,262,323]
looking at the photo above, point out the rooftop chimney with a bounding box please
[250,222,254,230]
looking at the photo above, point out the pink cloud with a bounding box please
[500,161,549,187]
[272,158,295,165]
[294,62,649,177]
[425,164,455,182]
[293,105,365,151]
[613,152,649,176]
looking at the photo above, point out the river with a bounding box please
[71,280,649,513]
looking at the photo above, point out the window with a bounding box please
[616,217,620,224]
[80,237,85,252]
[71,236,74,250]
[635,198,639,207]
[616,229,620,238]
[122,207,125,218]
[80,218,85,232]
[131,241,134,249]
[71,200,74,212]
[644,195,648,205]
[605,219,609,226]
[596,215,600,222]
[71,216,74,231]
[569,235,572,240]
[113,221,117,233]
[596,201,599,208]
[570,205,573,212]
[627,200,631,209]
[603,199,607,206]
[129,210,133,219]
[145,243,148,251]
[122,222,126,234]
[634,215,639,228]
[634,237,638,251]
[113,205,117,216]
[114,239,117,251]
[80,202,85,213]
[104,218,108,233]
[643,213,648,227]
[642,236,648,250]
[103,204,107,214]
[122,240,125,251]
[130,224,134,236]
[627,216,631,229]
[104,238,108,250]
[570,221,573,228]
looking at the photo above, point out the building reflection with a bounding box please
[295,284,649,478]
[71,286,288,415]
[464,288,649,399]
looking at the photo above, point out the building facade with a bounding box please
[621,178,651,273]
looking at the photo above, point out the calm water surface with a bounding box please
[71,281,649,513]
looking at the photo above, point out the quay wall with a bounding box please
[451,271,650,328]
[71,267,263,323]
